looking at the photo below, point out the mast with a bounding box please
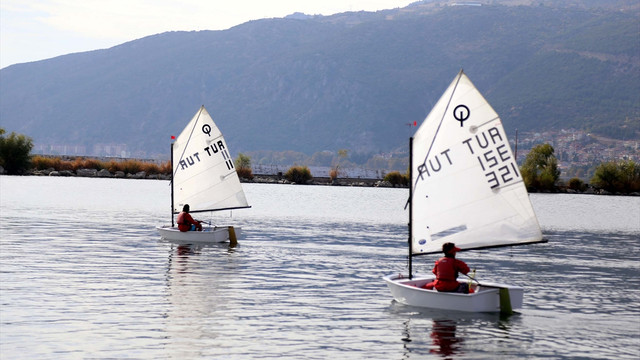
[408,137,413,279]
[170,142,175,228]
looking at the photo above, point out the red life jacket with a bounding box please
[176,212,196,232]
[432,257,470,292]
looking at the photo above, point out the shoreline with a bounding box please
[6,167,639,196]
[20,167,395,187]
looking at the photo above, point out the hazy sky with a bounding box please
[0,0,415,69]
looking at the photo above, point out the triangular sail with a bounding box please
[172,106,249,214]
[411,71,542,255]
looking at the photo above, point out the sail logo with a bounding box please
[453,105,470,127]
[462,126,520,189]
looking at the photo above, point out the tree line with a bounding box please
[370,144,639,194]
[1,128,638,194]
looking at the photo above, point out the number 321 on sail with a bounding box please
[462,126,520,189]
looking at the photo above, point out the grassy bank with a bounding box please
[31,155,171,175]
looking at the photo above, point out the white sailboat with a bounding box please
[383,70,545,313]
[156,105,250,244]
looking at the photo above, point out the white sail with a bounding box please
[172,106,249,214]
[411,71,542,255]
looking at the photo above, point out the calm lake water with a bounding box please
[1,176,639,359]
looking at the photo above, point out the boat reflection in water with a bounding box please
[162,240,241,358]
[392,302,519,359]
[165,239,238,274]
[429,319,463,357]
[399,318,465,358]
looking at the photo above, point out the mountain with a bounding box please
[0,1,638,160]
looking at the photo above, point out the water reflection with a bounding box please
[429,319,463,357]
[165,241,236,268]
[399,318,465,358]
[1,177,637,359]
[167,243,203,275]
[164,240,238,277]
[398,317,467,358]
[390,302,520,359]
[162,241,241,356]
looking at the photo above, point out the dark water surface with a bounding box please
[1,176,639,359]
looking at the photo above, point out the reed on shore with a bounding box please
[30,155,171,175]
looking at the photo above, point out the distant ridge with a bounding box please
[0,1,638,160]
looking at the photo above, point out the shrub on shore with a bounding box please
[159,161,171,175]
[236,167,254,180]
[30,155,170,176]
[567,177,586,192]
[383,171,408,187]
[285,165,312,184]
[591,160,639,193]
[71,157,102,171]
[235,153,254,180]
[328,168,338,182]
[32,156,63,170]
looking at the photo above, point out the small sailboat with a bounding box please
[157,105,250,244]
[383,70,545,313]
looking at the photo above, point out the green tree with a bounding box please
[618,160,640,193]
[591,160,640,193]
[234,153,251,169]
[0,128,34,175]
[234,153,253,180]
[520,143,560,191]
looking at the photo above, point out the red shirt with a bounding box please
[432,257,470,292]
[176,211,198,232]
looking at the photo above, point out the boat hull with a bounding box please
[156,225,241,243]
[382,273,523,313]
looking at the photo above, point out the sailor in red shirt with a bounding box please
[176,204,202,232]
[424,242,471,293]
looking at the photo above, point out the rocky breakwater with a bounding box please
[242,174,403,188]
[29,167,171,180]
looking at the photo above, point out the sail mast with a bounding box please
[408,137,414,279]
[170,142,175,228]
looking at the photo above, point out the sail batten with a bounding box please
[410,71,542,255]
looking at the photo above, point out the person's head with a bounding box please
[442,242,461,258]
[182,204,190,213]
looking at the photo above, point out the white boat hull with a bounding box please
[383,273,523,313]
[156,225,241,243]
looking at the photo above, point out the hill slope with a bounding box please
[0,2,638,159]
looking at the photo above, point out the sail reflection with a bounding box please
[162,241,240,356]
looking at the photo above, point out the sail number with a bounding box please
[416,149,452,181]
[178,140,235,171]
[416,126,520,189]
[462,126,520,189]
